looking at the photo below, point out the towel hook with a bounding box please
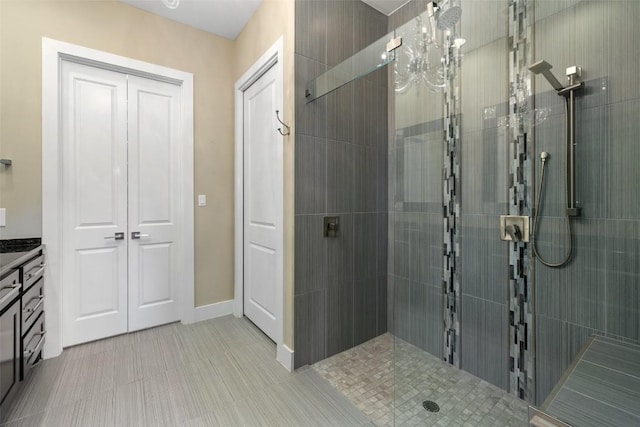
[275,110,290,136]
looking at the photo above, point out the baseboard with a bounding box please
[277,344,294,372]
[194,300,234,322]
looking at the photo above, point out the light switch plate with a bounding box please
[197,195,207,207]
[0,208,5,226]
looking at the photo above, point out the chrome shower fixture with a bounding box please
[540,151,549,163]
[529,59,584,217]
[435,0,462,30]
[529,59,585,268]
[528,60,563,91]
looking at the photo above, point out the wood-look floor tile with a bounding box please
[141,374,177,426]
[176,323,229,365]
[63,338,115,361]
[226,341,292,390]
[40,389,114,427]
[114,380,145,427]
[188,357,241,406]
[178,404,244,427]
[49,351,115,409]
[2,357,66,421]
[157,333,187,372]
[164,368,209,423]
[212,315,271,349]
[0,411,47,427]
[276,370,372,426]
[4,316,375,427]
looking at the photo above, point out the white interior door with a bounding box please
[61,62,182,347]
[243,64,282,341]
[127,76,182,331]
[61,61,129,346]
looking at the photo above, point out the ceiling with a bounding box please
[119,0,263,40]
[119,0,409,41]
[362,0,411,15]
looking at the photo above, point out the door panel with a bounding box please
[61,61,128,347]
[76,248,121,318]
[137,243,172,306]
[243,64,281,341]
[128,75,181,331]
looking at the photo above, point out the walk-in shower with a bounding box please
[295,0,640,425]
[529,59,584,267]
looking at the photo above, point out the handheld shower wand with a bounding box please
[528,61,584,267]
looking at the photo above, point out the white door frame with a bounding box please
[234,37,289,370]
[42,37,195,359]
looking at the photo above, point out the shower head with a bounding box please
[436,0,462,30]
[529,60,564,91]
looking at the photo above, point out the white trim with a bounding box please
[42,37,195,358]
[277,344,294,372]
[234,37,285,357]
[194,300,234,322]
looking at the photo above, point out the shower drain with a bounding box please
[422,400,440,413]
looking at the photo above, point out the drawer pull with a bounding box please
[24,331,46,359]
[26,264,45,280]
[23,295,44,314]
[0,283,20,307]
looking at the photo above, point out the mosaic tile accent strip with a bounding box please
[312,333,529,426]
[507,0,535,402]
[442,32,462,367]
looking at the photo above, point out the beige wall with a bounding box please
[0,0,236,306]
[233,0,295,349]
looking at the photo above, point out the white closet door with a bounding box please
[127,76,182,331]
[243,64,282,341]
[61,61,128,347]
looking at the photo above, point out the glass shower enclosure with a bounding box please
[304,0,640,425]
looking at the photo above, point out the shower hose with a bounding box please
[531,98,574,268]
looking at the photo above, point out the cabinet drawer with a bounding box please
[22,312,45,380]
[0,270,21,312]
[22,255,45,289]
[22,278,43,332]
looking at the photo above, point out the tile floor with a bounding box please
[1,316,370,426]
[313,334,529,426]
[3,317,529,426]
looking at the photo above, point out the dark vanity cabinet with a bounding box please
[0,245,45,422]
[20,252,45,379]
[0,270,21,422]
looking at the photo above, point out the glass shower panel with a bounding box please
[305,31,396,102]
[390,10,446,425]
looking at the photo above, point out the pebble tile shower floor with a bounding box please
[312,333,529,426]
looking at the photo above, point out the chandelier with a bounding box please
[394,1,463,94]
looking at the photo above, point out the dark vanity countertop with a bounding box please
[0,238,43,278]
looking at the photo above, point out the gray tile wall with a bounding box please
[294,0,640,413]
[458,16,510,391]
[387,0,449,365]
[294,0,389,368]
[533,0,640,404]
